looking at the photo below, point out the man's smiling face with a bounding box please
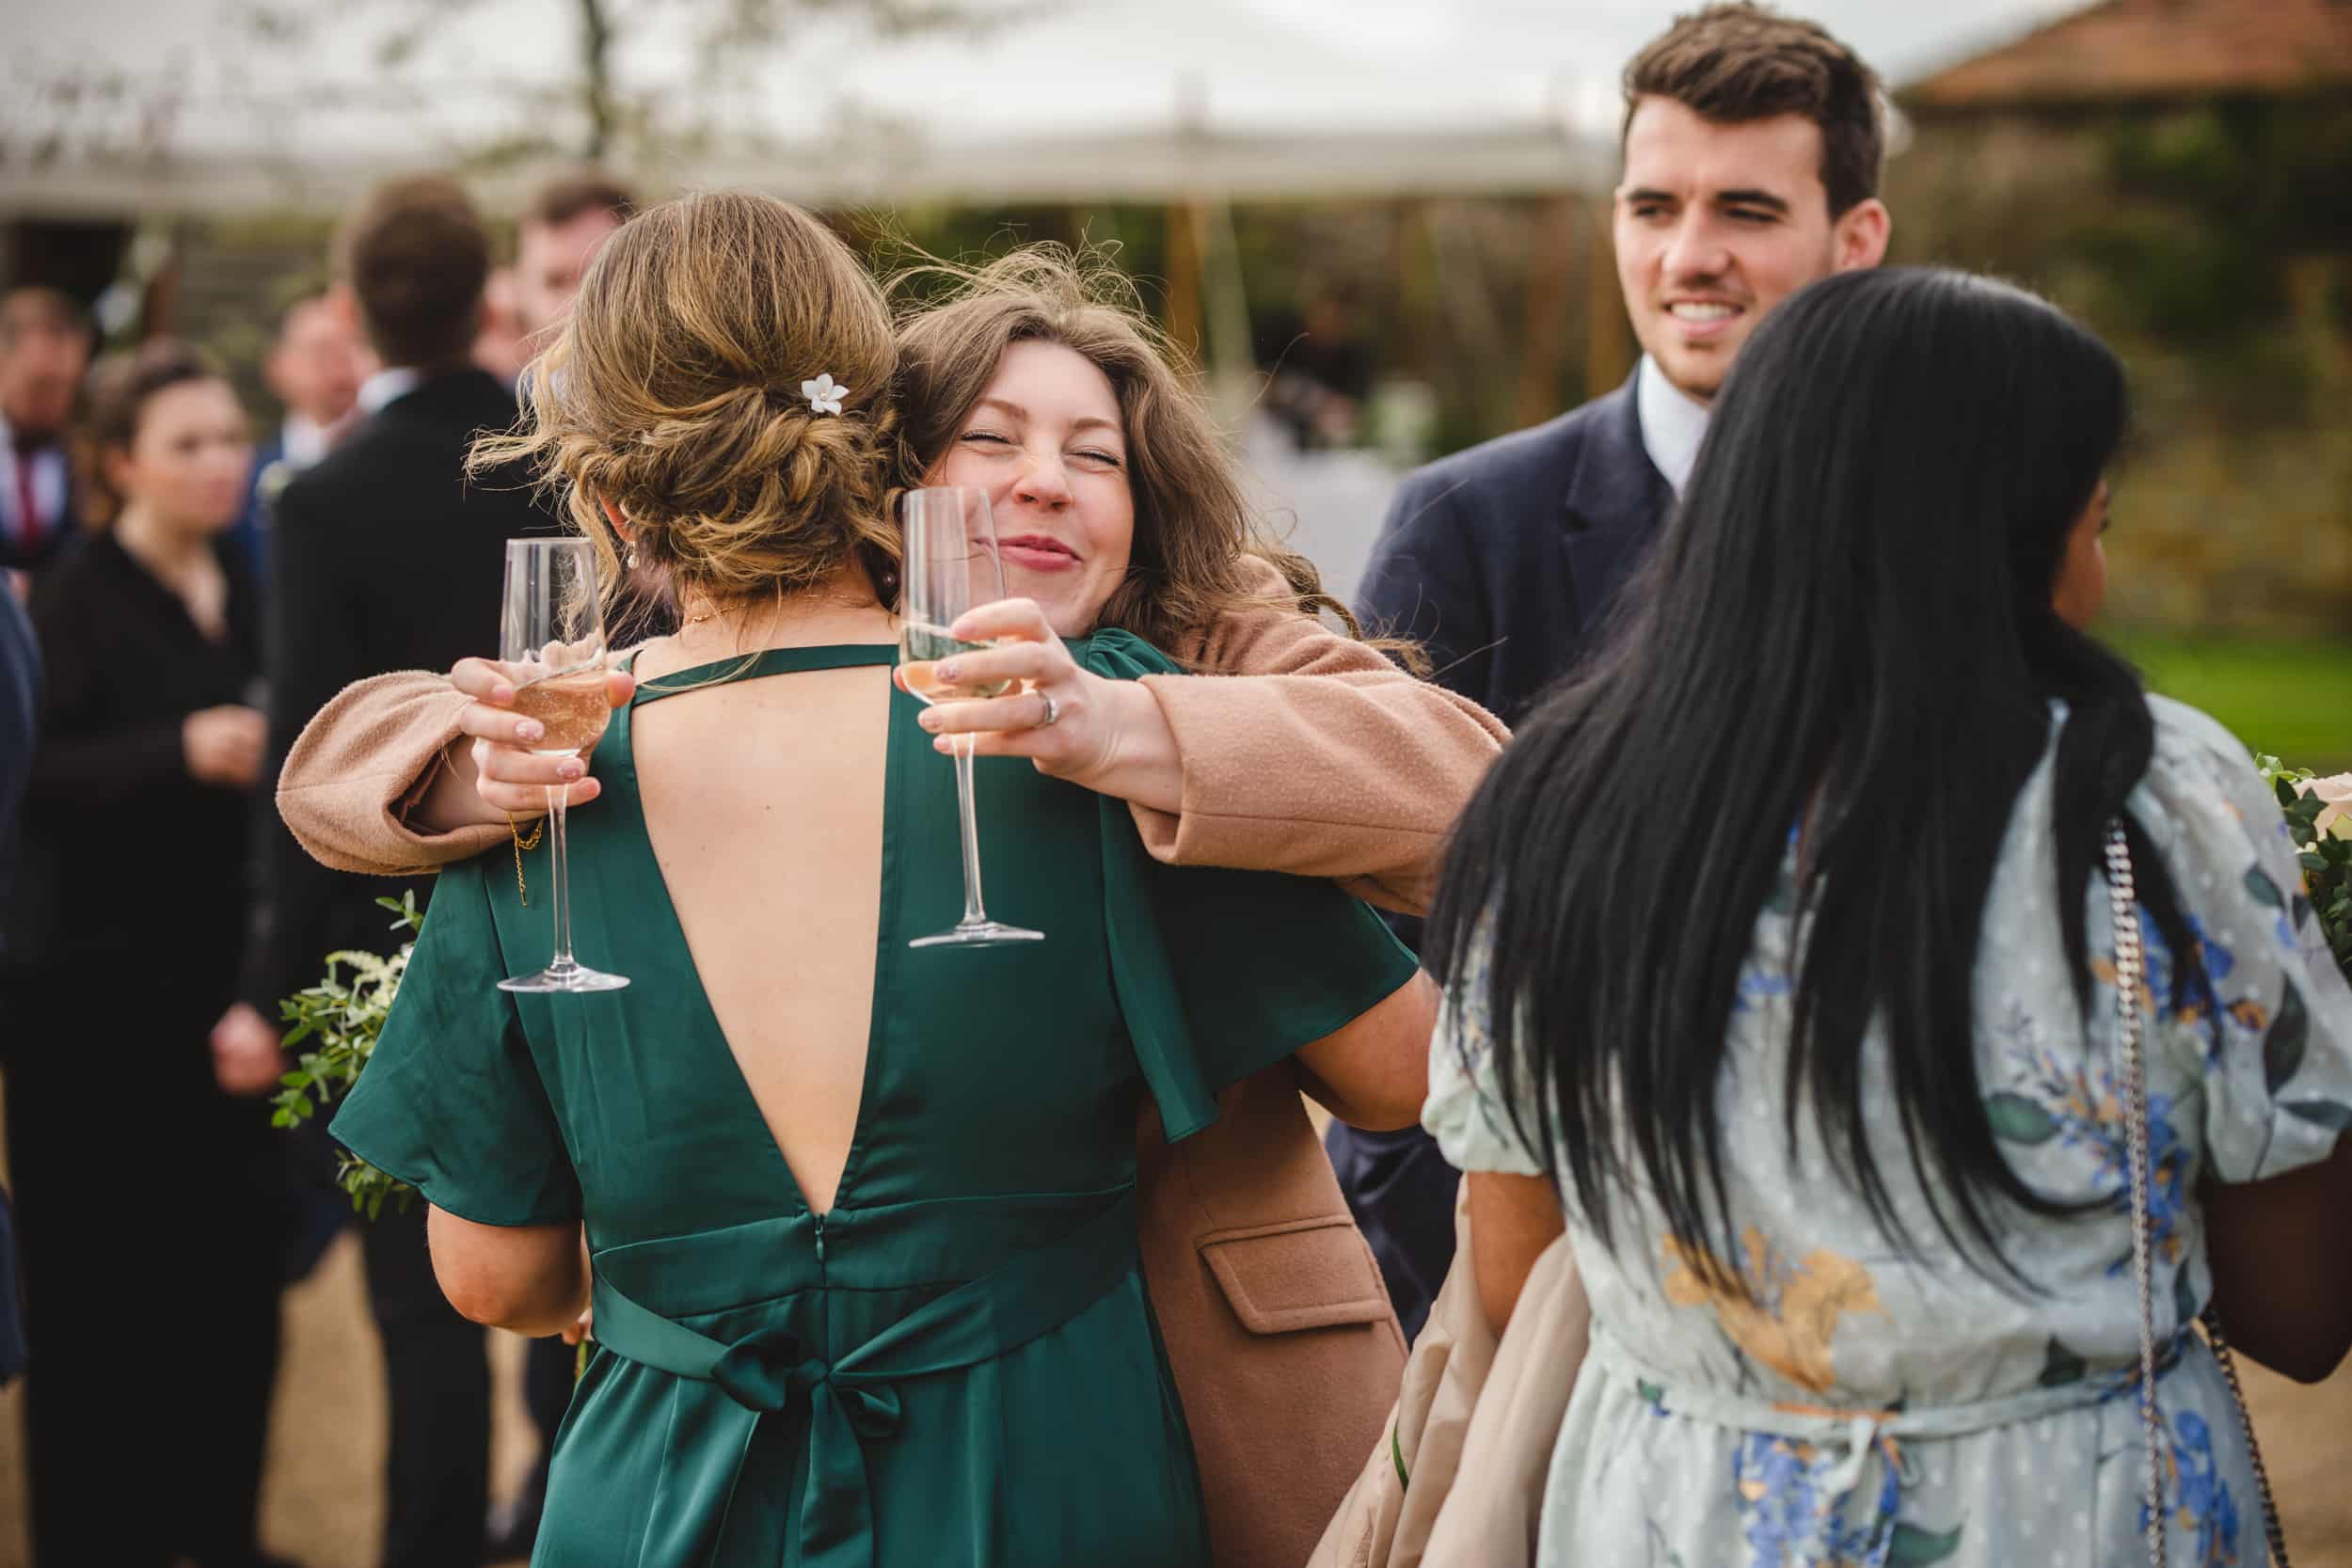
[1613,95,1887,404]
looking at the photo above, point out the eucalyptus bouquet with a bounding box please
[2256,756,2352,989]
[269,892,420,1219]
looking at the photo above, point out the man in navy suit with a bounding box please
[228,293,366,610]
[1341,2,1894,1338]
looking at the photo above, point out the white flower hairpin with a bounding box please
[802,374,847,416]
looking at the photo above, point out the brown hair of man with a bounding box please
[0,286,92,351]
[528,169,637,231]
[335,175,491,370]
[1623,3,1884,217]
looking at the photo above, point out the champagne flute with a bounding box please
[497,538,629,992]
[898,486,1044,949]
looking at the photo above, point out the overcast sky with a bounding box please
[6,0,2088,163]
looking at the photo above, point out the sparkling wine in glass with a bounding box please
[496,538,629,992]
[898,486,1043,949]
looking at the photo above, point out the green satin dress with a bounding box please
[330,633,1419,1568]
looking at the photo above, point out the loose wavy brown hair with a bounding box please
[891,246,1367,659]
[474,191,901,617]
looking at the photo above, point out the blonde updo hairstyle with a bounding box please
[892,246,1366,660]
[477,191,900,615]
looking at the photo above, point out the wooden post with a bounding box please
[1584,194,1635,398]
[1164,200,1204,364]
[1513,191,1581,431]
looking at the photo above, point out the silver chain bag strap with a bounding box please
[2106,821,2290,1568]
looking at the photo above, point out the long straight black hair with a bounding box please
[1426,268,2203,1282]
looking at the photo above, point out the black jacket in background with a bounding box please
[243,369,552,1017]
[4,531,261,978]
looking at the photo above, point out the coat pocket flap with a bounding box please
[1198,1215,1392,1336]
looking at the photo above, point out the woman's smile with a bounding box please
[1000,533,1081,574]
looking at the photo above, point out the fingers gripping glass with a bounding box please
[898,487,1044,949]
[496,538,629,992]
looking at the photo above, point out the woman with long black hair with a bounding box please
[1422,268,2352,1566]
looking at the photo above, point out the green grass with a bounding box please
[2108,633,2352,774]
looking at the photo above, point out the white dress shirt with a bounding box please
[0,411,72,555]
[357,366,425,419]
[1634,354,1711,498]
[280,412,333,470]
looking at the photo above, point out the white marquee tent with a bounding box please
[3,0,2081,217]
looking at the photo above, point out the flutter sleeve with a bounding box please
[329,859,581,1227]
[2136,696,2352,1184]
[1421,928,1548,1179]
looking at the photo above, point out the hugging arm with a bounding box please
[1132,555,1505,913]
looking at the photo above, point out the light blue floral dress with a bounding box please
[1425,697,2352,1568]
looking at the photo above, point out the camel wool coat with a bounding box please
[272,567,1506,1568]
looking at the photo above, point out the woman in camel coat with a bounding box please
[272,252,1504,1568]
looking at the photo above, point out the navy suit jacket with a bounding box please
[229,430,289,604]
[1356,369,1674,728]
[1331,372,1677,1340]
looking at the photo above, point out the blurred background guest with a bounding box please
[510,169,633,364]
[471,265,526,385]
[0,340,293,1568]
[237,173,550,1568]
[0,289,94,578]
[228,293,367,610]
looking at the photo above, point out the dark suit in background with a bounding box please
[244,367,549,1568]
[1336,370,1674,1339]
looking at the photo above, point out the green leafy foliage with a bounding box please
[269,893,421,1221]
[2256,757,2352,991]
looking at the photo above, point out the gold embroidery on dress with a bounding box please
[1662,1227,1883,1396]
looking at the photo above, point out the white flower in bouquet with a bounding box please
[2302,772,2352,841]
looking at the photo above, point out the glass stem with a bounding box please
[952,732,990,927]
[547,784,577,973]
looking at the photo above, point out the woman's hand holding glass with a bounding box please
[459,656,637,815]
[408,657,636,833]
[896,596,1184,817]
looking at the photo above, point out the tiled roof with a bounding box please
[1905,0,2352,109]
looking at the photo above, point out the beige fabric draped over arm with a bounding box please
[278,562,1508,906]
[1145,558,1508,914]
[274,669,505,877]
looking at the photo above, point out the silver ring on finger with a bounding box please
[1034,689,1061,728]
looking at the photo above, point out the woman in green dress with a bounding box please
[329,192,1432,1568]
